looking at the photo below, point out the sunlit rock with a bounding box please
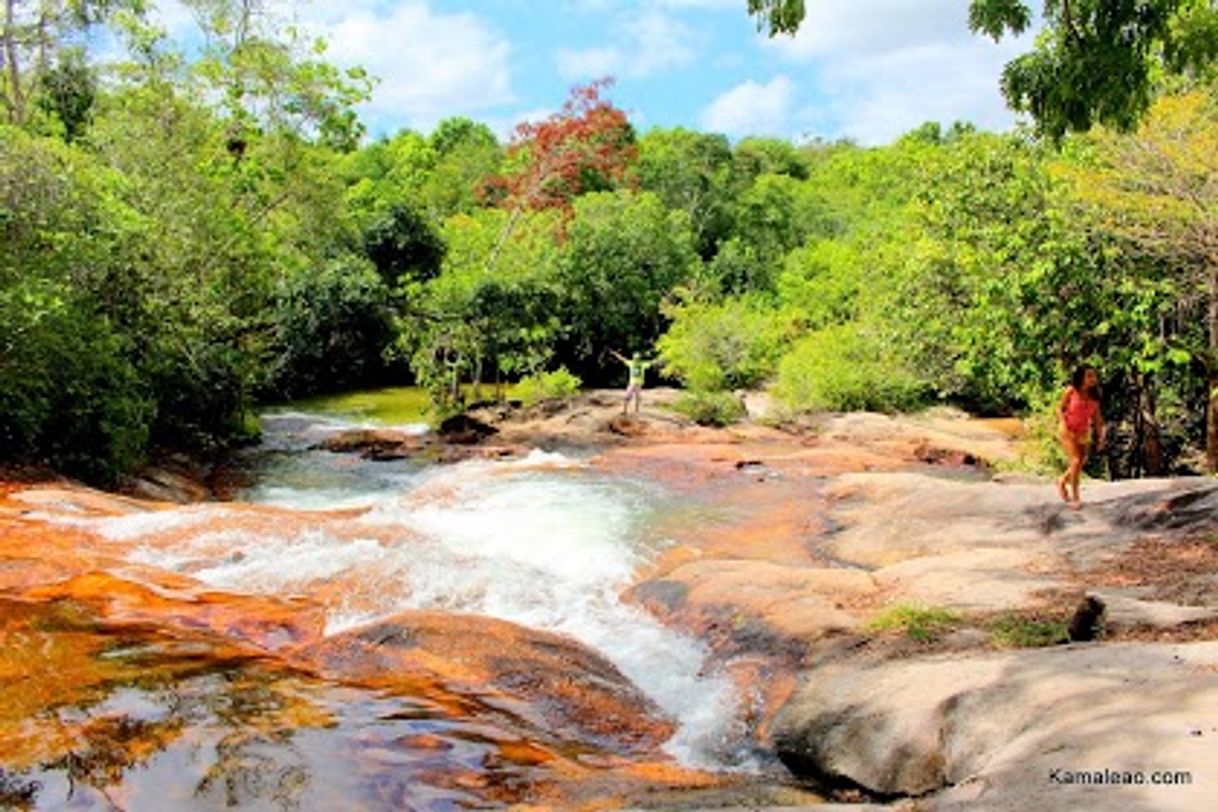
[295,611,677,756]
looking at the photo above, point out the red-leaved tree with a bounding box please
[482,78,636,266]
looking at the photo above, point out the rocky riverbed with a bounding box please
[3,390,1216,810]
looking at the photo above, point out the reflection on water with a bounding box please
[133,413,751,771]
[0,599,608,810]
[0,407,771,808]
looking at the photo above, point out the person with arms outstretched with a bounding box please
[609,349,654,416]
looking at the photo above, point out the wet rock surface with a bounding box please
[571,405,1218,808]
[319,426,524,463]
[5,398,1218,809]
[294,611,677,755]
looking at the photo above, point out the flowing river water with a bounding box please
[137,412,748,767]
[1,408,777,809]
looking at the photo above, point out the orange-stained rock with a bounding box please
[5,485,155,516]
[293,611,676,756]
[632,559,874,643]
[22,571,326,651]
[320,426,417,452]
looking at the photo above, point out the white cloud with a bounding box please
[700,75,793,137]
[762,0,1039,144]
[765,0,967,60]
[310,1,514,134]
[628,10,697,75]
[556,45,623,80]
[555,8,697,81]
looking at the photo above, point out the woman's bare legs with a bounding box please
[1058,432,1085,509]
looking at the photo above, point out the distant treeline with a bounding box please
[2,2,1216,482]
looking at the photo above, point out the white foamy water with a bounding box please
[104,419,751,769]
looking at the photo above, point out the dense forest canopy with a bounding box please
[2,0,1217,483]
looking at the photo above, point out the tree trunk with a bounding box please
[485,205,522,275]
[1140,372,1164,476]
[3,0,24,123]
[35,6,47,73]
[1208,265,1218,474]
[472,356,483,402]
[1127,373,1144,479]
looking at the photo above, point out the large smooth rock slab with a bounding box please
[872,548,1066,612]
[294,611,676,756]
[635,559,875,641]
[821,474,1215,572]
[772,641,1218,809]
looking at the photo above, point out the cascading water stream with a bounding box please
[100,411,753,770]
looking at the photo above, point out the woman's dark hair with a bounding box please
[1071,365,1102,400]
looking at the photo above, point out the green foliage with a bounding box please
[556,190,701,373]
[515,367,582,406]
[732,136,810,182]
[0,282,152,483]
[362,204,445,286]
[777,239,862,329]
[658,296,793,391]
[972,0,1212,138]
[35,49,97,141]
[868,604,962,643]
[988,613,1069,648]
[429,116,498,155]
[637,127,734,257]
[400,207,564,408]
[746,0,807,35]
[673,390,746,427]
[716,173,838,293]
[265,256,397,399]
[774,323,928,414]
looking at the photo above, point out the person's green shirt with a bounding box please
[627,358,652,386]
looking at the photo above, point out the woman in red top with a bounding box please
[1056,365,1106,510]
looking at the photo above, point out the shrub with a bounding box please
[265,256,397,399]
[674,389,746,426]
[657,295,793,391]
[988,613,1068,648]
[0,284,152,483]
[773,322,927,413]
[868,604,961,642]
[1005,395,1069,475]
[515,367,582,406]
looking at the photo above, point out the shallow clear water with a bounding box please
[106,410,751,770]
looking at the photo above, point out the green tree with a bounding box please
[1060,92,1218,471]
[1,0,144,127]
[745,0,806,35]
[400,208,562,406]
[423,117,502,218]
[637,127,734,258]
[0,124,153,480]
[732,135,810,183]
[264,256,397,399]
[714,172,838,294]
[555,191,700,376]
[362,203,445,287]
[657,295,795,391]
[34,46,95,140]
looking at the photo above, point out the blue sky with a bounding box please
[151,1,1041,145]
